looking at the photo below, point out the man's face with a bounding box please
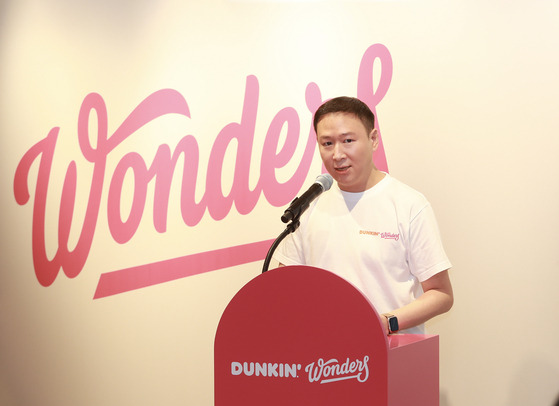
[316,112,378,193]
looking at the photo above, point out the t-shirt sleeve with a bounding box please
[408,203,452,282]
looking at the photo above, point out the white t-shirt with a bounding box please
[273,173,451,334]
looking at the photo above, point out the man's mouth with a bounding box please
[334,166,350,172]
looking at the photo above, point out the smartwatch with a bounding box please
[384,314,399,334]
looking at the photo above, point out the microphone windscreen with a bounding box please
[315,174,333,191]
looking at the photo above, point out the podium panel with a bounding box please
[214,265,438,406]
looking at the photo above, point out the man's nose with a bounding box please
[333,143,345,160]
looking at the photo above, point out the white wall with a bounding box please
[1,1,558,405]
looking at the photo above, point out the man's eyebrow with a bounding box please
[318,132,355,138]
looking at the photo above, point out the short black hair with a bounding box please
[313,97,375,134]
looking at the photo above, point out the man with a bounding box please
[273,97,453,335]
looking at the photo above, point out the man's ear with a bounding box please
[370,128,379,151]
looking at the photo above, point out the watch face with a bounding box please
[389,317,399,332]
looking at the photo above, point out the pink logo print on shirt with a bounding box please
[359,230,400,241]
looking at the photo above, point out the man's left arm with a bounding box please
[382,270,454,334]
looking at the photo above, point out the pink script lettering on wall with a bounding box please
[13,43,393,298]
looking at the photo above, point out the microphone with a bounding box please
[281,174,333,223]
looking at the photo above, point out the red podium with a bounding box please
[214,266,439,405]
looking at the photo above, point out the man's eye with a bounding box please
[322,141,332,147]
[343,139,354,143]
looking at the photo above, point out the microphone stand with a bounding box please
[261,218,300,273]
[261,173,332,273]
